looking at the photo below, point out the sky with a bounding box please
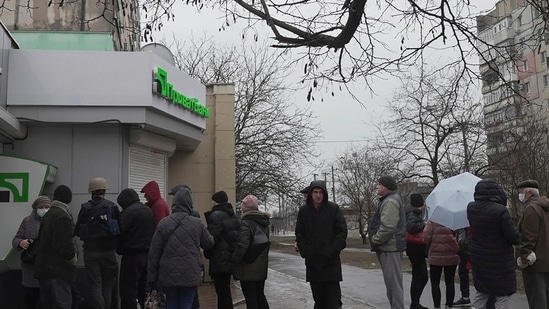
[150,1,500,177]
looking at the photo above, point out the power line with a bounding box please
[312,139,371,144]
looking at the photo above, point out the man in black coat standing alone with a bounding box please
[295,180,347,309]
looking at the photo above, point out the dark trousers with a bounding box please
[429,264,457,308]
[310,280,341,309]
[120,252,148,309]
[240,280,269,309]
[212,272,233,309]
[457,251,470,298]
[83,250,118,309]
[39,278,72,309]
[23,286,40,309]
[408,253,428,306]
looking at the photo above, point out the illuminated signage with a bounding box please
[153,67,210,118]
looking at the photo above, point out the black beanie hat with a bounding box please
[53,185,72,204]
[410,194,424,207]
[212,190,228,203]
[378,176,398,191]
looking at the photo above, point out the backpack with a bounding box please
[243,221,270,264]
[76,199,120,240]
[457,227,471,256]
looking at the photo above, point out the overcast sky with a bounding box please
[151,1,499,176]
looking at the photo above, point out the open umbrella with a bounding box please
[425,172,481,230]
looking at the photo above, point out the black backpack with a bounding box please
[243,221,270,263]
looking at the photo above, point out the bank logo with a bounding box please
[0,173,29,203]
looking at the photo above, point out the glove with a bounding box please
[517,252,536,268]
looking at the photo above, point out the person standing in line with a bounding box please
[34,185,77,309]
[423,220,459,309]
[141,180,171,229]
[204,190,240,309]
[404,193,428,309]
[148,186,214,309]
[116,188,155,309]
[12,195,51,309]
[74,177,120,309]
[452,227,472,307]
[295,180,347,309]
[231,195,271,309]
[467,179,520,309]
[516,179,549,309]
[368,176,406,309]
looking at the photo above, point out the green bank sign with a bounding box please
[153,67,210,118]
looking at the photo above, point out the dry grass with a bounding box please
[270,236,524,294]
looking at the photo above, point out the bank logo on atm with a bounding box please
[0,173,29,203]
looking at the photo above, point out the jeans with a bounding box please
[119,252,148,309]
[164,286,197,309]
[212,272,234,309]
[240,280,270,309]
[83,250,118,309]
[457,251,470,298]
[408,252,428,306]
[39,278,72,309]
[429,264,457,308]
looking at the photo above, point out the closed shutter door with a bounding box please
[129,145,167,201]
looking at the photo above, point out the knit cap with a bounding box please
[241,195,259,212]
[212,191,228,204]
[410,194,424,207]
[378,176,398,191]
[32,195,51,209]
[53,185,72,204]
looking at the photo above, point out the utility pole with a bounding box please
[313,173,318,180]
[331,165,336,204]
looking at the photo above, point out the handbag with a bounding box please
[21,239,38,264]
[405,231,424,244]
[243,221,270,263]
[144,289,161,309]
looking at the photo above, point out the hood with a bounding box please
[242,210,270,227]
[141,181,162,203]
[530,196,549,212]
[306,180,328,205]
[210,202,236,216]
[117,188,141,209]
[172,187,193,214]
[473,179,507,206]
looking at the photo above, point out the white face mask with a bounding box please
[518,193,526,203]
[36,208,49,218]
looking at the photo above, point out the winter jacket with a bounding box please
[34,201,77,281]
[404,205,427,257]
[12,212,41,287]
[74,197,120,252]
[424,221,459,266]
[141,181,170,229]
[518,194,549,273]
[467,179,520,296]
[147,188,214,288]
[231,210,270,281]
[204,202,241,275]
[116,189,155,255]
[368,191,406,252]
[295,180,347,282]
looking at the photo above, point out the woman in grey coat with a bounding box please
[147,187,214,309]
[231,195,271,309]
[12,195,51,309]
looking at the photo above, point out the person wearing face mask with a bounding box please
[516,179,549,309]
[12,195,51,309]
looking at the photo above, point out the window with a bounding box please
[523,60,529,71]
[544,74,549,87]
[542,51,547,63]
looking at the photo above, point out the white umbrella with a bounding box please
[425,172,481,230]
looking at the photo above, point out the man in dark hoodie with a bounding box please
[295,180,347,309]
[141,180,170,229]
[116,188,155,309]
[74,177,120,309]
[204,190,240,309]
[35,185,77,309]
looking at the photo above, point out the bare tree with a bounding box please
[379,64,487,186]
[170,37,320,201]
[335,145,405,243]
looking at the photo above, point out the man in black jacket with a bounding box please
[204,190,240,309]
[295,180,347,309]
[35,185,77,309]
[116,188,155,309]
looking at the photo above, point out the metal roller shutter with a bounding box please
[129,145,167,201]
